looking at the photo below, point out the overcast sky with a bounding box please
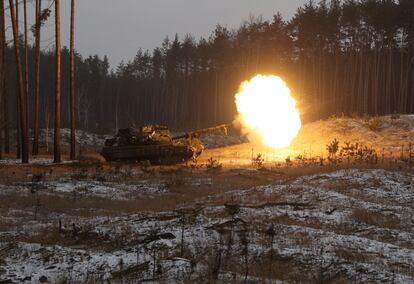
[8,0,309,68]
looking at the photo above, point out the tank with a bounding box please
[101,124,229,163]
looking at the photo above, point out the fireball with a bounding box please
[235,75,301,149]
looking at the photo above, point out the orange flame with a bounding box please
[235,75,301,149]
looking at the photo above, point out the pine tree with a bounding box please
[23,0,29,141]
[33,0,42,155]
[54,0,61,163]
[9,0,29,163]
[0,0,5,159]
[69,0,76,160]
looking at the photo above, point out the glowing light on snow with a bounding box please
[235,75,301,149]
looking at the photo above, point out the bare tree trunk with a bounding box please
[2,1,9,154]
[16,102,20,158]
[54,0,61,163]
[9,0,29,163]
[46,107,50,153]
[3,81,9,153]
[115,89,119,133]
[69,0,76,160]
[33,0,41,155]
[0,0,5,159]
[15,0,20,159]
[23,0,29,145]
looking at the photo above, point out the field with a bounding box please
[0,115,413,283]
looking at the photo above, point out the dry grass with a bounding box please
[248,253,299,283]
[335,247,371,263]
[351,208,400,229]
[0,191,199,217]
[365,116,383,132]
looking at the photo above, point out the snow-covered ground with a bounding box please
[0,169,413,283]
[0,158,76,166]
[0,179,168,200]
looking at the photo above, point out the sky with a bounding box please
[7,0,309,68]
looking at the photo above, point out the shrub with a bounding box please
[206,157,222,170]
[365,116,382,132]
[340,141,377,164]
[285,156,292,167]
[252,153,265,168]
[326,138,339,159]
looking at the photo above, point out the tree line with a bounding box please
[1,0,414,163]
[0,0,76,163]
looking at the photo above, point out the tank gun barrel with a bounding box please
[172,124,231,140]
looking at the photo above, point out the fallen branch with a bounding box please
[132,214,180,223]
[325,208,337,215]
[209,217,247,231]
[111,261,150,279]
[241,202,312,209]
[140,232,176,245]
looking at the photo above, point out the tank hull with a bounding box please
[101,144,196,163]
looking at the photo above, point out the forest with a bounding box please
[1,1,414,282]
[1,0,414,140]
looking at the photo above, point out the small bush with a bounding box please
[252,153,265,168]
[340,141,377,164]
[365,116,382,132]
[206,157,222,170]
[189,158,203,169]
[294,155,318,166]
[326,138,339,159]
[285,156,292,167]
